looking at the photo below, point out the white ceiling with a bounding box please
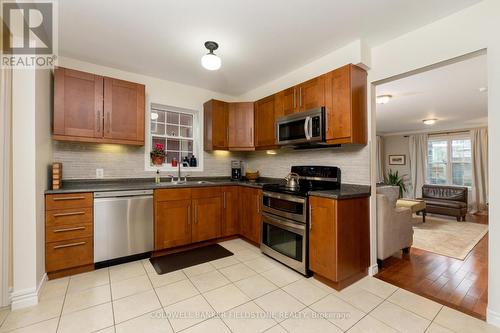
[59,0,481,96]
[376,54,488,135]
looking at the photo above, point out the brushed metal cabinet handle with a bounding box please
[53,226,85,233]
[53,211,85,217]
[54,241,86,249]
[293,88,296,109]
[53,196,85,201]
[309,205,313,230]
[187,205,191,225]
[299,87,303,108]
[96,110,101,133]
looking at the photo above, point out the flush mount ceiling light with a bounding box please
[201,41,221,71]
[423,118,437,125]
[376,94,392,104]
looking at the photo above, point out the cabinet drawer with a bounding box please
[46,207,92,226]
[46,237,93,272]
[46,223,93,243]
[46,193,93,210]
[191,186,221,199]
[155,188,191,201]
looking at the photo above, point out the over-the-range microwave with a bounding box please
[276,107,325,146]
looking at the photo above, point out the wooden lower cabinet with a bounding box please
[222,186,239,237]
[309,195,370,290]
[192,188,222,243]
[154,187,223,250]
[155,198,192,250]
[45,193,94,278]
[239,187,262,244]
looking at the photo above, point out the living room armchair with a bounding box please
[376,186,414,261]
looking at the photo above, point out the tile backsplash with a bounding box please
[53,141,370,185]
[52,141,242,179]
[244,145,371,185]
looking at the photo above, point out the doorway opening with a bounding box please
[373,50,488,320]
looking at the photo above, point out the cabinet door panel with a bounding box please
[250,189,262,244]
[239,187,261,243]
[104,78,145,143]
[298,76,325,112]
[204,100,228,151]
[228,102,254,149]
[309,196,337,280]
[222,186,239,237]
[282,87,296,115]
[324,66,351,141]
[54,67,103,138]
[255,95,276,148]
[192,196,222,242]
[155,199,192,250]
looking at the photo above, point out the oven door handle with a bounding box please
[262,213,306,233]
[262,191,306,203]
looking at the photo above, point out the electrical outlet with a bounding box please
[96,168,104,179]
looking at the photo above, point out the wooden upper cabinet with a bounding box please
[203,99,228,151]
[297,75,325,112]
[324,64,367,145]
[228,102,254,150]
[282,87,297,115]
[254,95,277,149]
[103,78,145,144]
[53,67,145,146]
[54,67,103,139]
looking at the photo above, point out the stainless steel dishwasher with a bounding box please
[93,190,153,264]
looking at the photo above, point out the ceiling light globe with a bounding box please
[201,53,221,71]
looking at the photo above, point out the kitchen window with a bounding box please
[145,103,203,171]
[427,134,472,187]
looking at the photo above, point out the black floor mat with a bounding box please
[150,244,233,275]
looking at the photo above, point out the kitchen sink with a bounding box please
[193,180,214,184]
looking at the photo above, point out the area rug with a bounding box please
[150,244,233,275]
[412,216,488,260]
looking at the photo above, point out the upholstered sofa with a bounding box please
[376,186,413,261]
[419,185,468,221]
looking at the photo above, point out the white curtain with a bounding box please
[408,134,428,199]
[0,67,13,306]
[376,136,384,183]
[471,128,488,213]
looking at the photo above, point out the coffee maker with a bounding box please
[231,160,242,180]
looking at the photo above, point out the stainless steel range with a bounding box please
[261,166,341,275]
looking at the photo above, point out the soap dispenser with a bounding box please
[155,169,161,184]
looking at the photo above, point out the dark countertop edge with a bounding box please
[308,184,371,199]
[44,177,283,194]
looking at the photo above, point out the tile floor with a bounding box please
[0,238,499,333]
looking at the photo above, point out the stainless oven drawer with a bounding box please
[262,191,307,223]
[261,212,307,275]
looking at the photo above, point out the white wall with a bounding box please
[35,69,53,287]
[382,135,410,194]
[11,68,39,309]
[367,0,500,325]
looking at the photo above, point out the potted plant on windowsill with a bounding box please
[150,143,166,166]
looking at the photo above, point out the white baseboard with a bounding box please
[9,273,46,310]
[368,263,379,276]
[487,307,500,328]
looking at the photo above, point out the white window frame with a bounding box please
[144,103,204,172]
[426,133,472,188]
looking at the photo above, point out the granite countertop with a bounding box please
[308,184,371,199]
[45,177,283,194]
[45,177,371,199]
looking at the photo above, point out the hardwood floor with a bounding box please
[375,213,488,320]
